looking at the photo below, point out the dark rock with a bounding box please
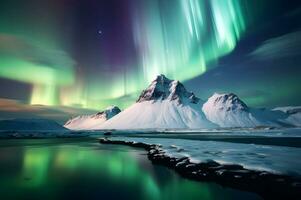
[104,132,112,136]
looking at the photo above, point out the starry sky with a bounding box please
[0,0,300,122]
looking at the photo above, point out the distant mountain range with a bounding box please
[64,75,301,130]
[0,118,67,131]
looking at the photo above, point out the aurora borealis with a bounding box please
[0,0,301,117]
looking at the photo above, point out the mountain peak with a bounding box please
[136,74,199,104]
[202,93,256,127]
[168,80,199,104]
[154,74,170,82]
[208,93,249,112]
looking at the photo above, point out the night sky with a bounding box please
[0,0,301,121]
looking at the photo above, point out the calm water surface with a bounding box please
[0,138,261,200]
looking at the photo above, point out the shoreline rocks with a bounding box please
[99,138,301,200]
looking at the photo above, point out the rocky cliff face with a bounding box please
[137,74,199,104]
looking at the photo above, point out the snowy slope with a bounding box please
[98,75,216,129]
[273,106,301,127]
[64,106,121,130]
[202,93,289,128]
[202,93,263,127]
[0,118,67,131]
[97,101,216,129]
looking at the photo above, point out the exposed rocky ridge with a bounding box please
[93,106,121,120]
[137,74,199,104]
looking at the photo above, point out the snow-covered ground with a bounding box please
[138,127,301,137]
[110,136,301,177]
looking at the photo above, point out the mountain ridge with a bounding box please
[64,75,301,130]
[64,106,121,130]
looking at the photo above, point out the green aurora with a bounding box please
[0,0,300,111]
[0,0,249,110]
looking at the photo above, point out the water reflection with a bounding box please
[0,139,261,200]
[23,148,51,187]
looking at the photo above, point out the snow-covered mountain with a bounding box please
[64,75,300,130]
[64,106,121,130]
[98,75,217,129]
[136,75,199,104]
[202,93,260,127]
[272,106,301,127]
[202,93,299,128]
[0,118,67,131]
